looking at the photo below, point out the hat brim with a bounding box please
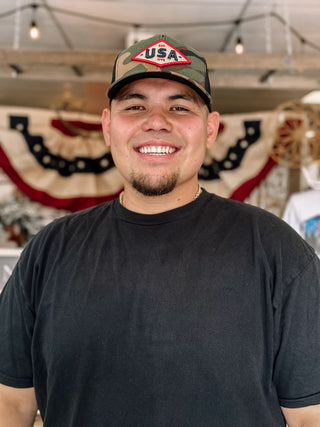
[107,71,212,112]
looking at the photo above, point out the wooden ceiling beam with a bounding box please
[0,49,320,72]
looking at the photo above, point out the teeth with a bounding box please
[139,146,176,155]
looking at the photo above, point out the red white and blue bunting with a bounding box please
[0,107,122,212]
[0,106,277,213]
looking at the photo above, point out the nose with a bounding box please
[141,107,172,132]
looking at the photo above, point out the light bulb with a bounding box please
[235,37,244,55]
[29,21,40,39]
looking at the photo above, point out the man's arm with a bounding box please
[281,404,320,426]
[0,383,38,427]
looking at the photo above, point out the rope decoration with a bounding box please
[269,100,320,169]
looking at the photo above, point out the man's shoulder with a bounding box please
[204,191,280,224]
[48,200,115,230]
[204,191,316,263]
[26,200,116,253]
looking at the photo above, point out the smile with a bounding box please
[138,146,177,156]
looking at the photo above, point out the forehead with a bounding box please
[115,78,203,103]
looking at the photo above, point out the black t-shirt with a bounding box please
[0,191,320,426]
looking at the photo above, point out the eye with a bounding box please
[125,105,145,111]
[171,105,190,112]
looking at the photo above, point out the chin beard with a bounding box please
[130,172,178,197]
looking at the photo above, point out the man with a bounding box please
[0,34,319,427]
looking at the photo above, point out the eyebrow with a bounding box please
[116,93,146,102]
[168,93,198,103]
[116,92,198,103]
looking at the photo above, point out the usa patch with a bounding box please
[132,39,192,67]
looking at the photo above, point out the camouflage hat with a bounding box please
[107,34,212,111]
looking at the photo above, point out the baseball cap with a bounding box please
[107,34,212,111]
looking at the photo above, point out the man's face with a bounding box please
[102,78,219,197]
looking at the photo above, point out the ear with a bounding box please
[101,108,111,147]
[206,111,220,149]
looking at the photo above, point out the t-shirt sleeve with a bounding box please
[0,248,36,388]
[273,252,320,408]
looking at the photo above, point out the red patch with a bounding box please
[132,39,191,68]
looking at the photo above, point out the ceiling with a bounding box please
[0,0,320,114]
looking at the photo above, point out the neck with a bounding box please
[119,183,202,214]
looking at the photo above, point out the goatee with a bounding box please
[130,172,178,196]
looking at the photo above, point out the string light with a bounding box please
[29,4,40,40]
[29,21,40,39]
[0,5,320,53]
[234,18,244,54]
[235,36,244,54]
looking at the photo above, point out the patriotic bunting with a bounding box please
[0,106,277,213]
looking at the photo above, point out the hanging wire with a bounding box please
[42,0,73,49]
[0,3,320,53]
[219,0,252,52]
[29,4,40,40]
